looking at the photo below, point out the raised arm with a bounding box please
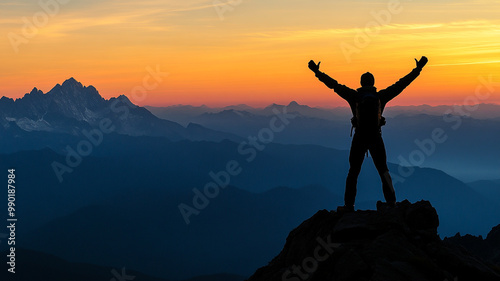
[379,56,428,104]
[308,60,357,102]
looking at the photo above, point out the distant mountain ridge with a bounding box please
[0,78,240,143]
[1,80,499,280]
[0,249,245,281]
[146,101,352,126]
[146,102,500,126]
[147,101,500,182]
[4,142,498,279]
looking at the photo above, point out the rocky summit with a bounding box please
[247,200,500,281]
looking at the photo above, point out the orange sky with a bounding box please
[1,0,500,107]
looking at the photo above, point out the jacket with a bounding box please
[315,67,422,117]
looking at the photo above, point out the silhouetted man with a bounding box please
[308,56,428,211]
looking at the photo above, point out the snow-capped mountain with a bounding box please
[0,78,239,142]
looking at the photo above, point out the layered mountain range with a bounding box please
[148,101,500,182]
[0,77,238,144]
[0,78,499,280]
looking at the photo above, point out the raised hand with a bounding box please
[308,60,321,73]
[415,56,428,69]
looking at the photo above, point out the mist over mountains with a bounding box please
[0,78,499,280]
[147,101,500,182]
[146,101,500,124]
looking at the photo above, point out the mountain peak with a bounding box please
[61,77,83,88]
[29,87,43,95]
[288,101,300,107]
[0,96,14,103]
[248,200,500,281]
[21,87,44,99]
[116,94,137,108]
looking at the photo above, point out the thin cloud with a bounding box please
[167,0,242,13]
[431,60,500,67]
[243,20,500,42]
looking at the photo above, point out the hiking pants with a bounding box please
[344,130,396,207]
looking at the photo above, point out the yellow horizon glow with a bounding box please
[1,0,499,107]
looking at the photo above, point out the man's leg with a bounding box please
[345,133,366,208]
[368,134,396,205]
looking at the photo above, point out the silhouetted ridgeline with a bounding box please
[247,200,500,281]
[0,249,245,281]
[445,225,500,268]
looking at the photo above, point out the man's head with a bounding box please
[360,72,375,87]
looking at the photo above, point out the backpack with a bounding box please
[350,91,386,135]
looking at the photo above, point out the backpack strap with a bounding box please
[350,117,356,137]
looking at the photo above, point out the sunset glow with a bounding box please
[1,0,500,107]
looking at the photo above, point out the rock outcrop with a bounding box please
[445,224,500,267]
[247,200,500,281]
